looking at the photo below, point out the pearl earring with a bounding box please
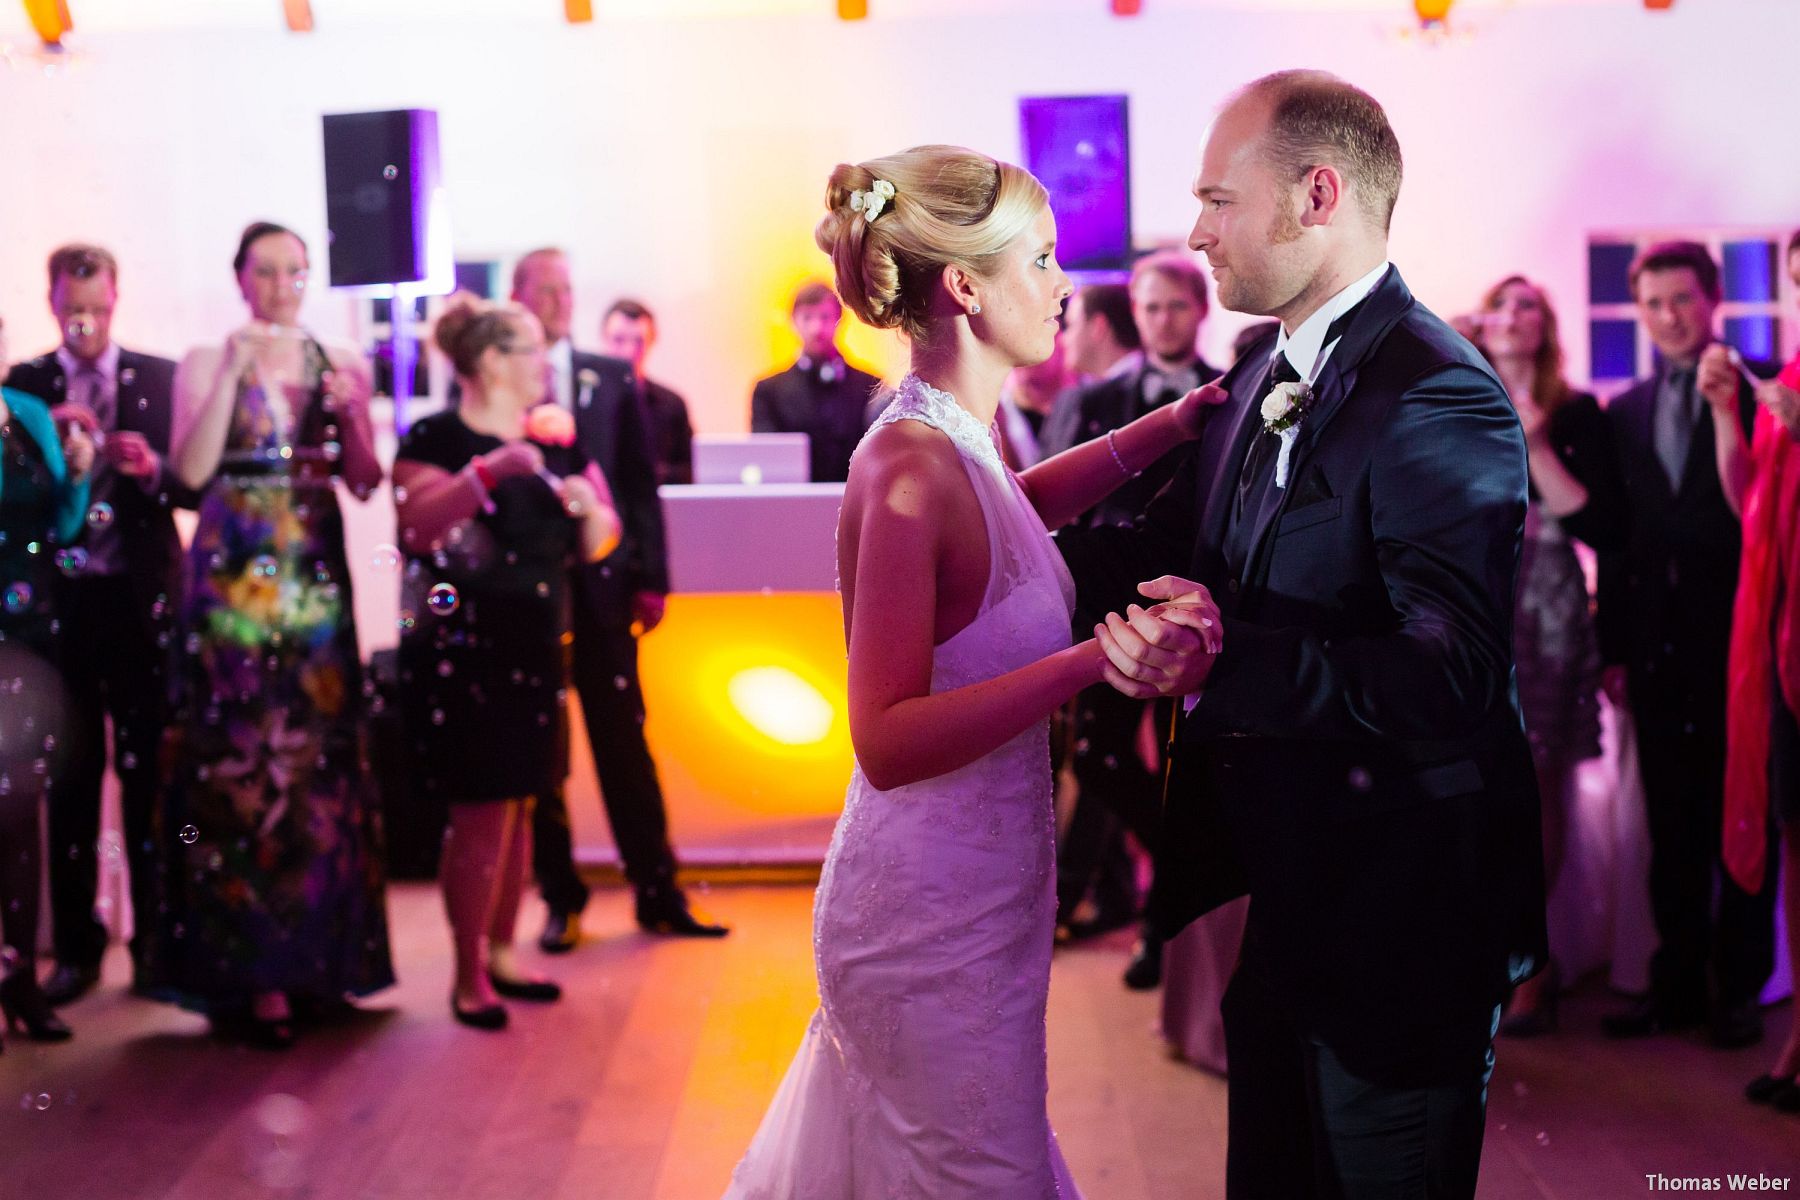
[970,304,981,316]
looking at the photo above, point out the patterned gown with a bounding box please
[145,337,393,1008]
[726,376,1083,1199]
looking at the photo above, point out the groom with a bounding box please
[1060,71,1542,1198]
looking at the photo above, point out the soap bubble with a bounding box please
[56,547,89,576]
[426,583,459,616]
[179,825,199,844]
[370,545,401,573]
[86,501,114,529]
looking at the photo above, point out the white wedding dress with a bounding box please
[725,376,1083,1199]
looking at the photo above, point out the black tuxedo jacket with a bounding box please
[1591,359,1759,721]
[749,359,881,483]
[568,350,670,629]
[641,378,694,487]
[1050,355,1221,530]
[1058,267,1542,1084]
[3,348,197,622]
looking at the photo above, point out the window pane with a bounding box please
[1721,240,1778,304]
[1589,243,1637,306]
[1723,315,1778,363]
[1590,319,1637,380]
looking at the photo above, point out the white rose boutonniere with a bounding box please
[1260,380,1310,435]
[1259,379,1312,489]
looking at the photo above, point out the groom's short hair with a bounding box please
[1237,70,1403,235]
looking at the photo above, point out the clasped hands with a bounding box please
[1093,575,1223,701]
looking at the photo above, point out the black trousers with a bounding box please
[1055,684,1163,924]
[1631,690,1776,1013]
[533,621,677,914]
[48,575,168,973]
[1221,963,1492,1200]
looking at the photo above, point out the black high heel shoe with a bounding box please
[0,970,74,1044]
[487,972,561,1003]
[451,996,508,1030]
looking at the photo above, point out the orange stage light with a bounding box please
[21,0,72,46]
[1643,0,1674,8]
[282,0,313,32]
[1414,0,1453,21]
[1111,0,1142,14]
[566,0,594,23]
[637,592,852,837]
[837,0,868,20]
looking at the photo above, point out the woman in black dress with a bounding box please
[394,296,619,1029]
[0,313,93,1046]
[1464,276,1624,1034]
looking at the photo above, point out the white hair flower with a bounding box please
[849,178,897,223]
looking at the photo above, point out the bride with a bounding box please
[724,145,1220,1198]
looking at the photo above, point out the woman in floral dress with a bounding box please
[145,222,393,1047]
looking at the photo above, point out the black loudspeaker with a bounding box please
[322,109,443,288]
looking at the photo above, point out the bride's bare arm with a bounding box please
[1015,383,1224,530]
[844,432,1105,792]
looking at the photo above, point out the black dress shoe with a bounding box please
[1710,1002,1765,1050]
[242,1017,296,1051]
[538,909,581,955]
[451,997,508,1030]
[1123,936,1164,991]
[0,971,74,1043]
[487,972,561,1003]
[1746,1073,1797,1104]
[40,963,101,1007]
[1602,996,1703,1039]
[635,890,729,938]
[1774,1082,1800,1113]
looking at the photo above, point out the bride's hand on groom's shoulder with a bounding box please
[1093,576,1222,700]
[1172,383,1230,439]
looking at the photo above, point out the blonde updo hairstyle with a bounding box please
[816,145,1049,344]
[434,292,532,381]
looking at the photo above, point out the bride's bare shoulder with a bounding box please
[846,419,964,509]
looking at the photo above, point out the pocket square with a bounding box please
[1288,466,1334,510]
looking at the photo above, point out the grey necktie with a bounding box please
[1653,365,1698,488]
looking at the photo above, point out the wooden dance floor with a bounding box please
[3,881,1794,1199]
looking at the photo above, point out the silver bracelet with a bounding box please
[1106,428,1140,480]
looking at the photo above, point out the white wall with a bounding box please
[0,0,1794,435]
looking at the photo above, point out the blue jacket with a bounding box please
[1,385,91,547]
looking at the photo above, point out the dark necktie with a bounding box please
[1654,365,1699,488]
[1235,351,1302,517]
[73,362,112,430]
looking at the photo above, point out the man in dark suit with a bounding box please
[510,249,726,945]
[1060,72,1540,1197]
[1591,241,1770,1048]
[600,298,694,486]
[749,282,880,482]
[1049,252,1221,988]
[4,243,197,1003]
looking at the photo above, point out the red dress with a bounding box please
[1723,355,1800,893]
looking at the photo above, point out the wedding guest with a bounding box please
[0,312,91,1046]
[145,222,393,1049]
[1052,251,1222,989]
[1722,230,1800,1112]
[998,332,1072,469]
[601,298,693,486]
[396,295,619,1028]
[1040,283,1141,457]
[510,250,724,946]
[1594,241,1771,1049]
[1463,276,1622,1035]
[749,282,881,482]
[3,244,194,1005]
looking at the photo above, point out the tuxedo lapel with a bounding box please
[1195,357,1272,593]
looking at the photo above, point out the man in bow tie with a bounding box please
[749,282,880,482]
[1589,241,1770,1049]
[1047,252,1220,987]
[1058,71,1538,1197]
[4,243,194,1004]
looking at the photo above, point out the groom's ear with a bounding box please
[1299,164,1346,229]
